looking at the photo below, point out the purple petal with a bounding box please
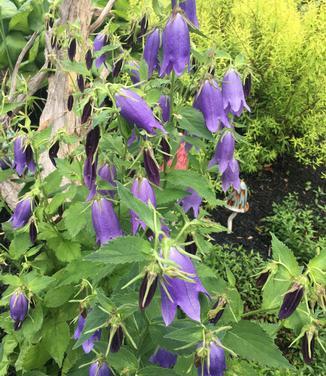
[144,29,160,78]
[11,198,32,229]
[160,282,177,326]
[89,361,111,376]
[158,95,171,122]
[160,13,190,77]
[221,159,240,192]
[150,348,177,368]
[14,137,27,176]
[82,330,101,353]
[181,188,202,217]
[9,292,28,322]
[172,0,199,28]
[73,315,85,340]
[98,164,116,197]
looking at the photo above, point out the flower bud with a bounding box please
[49,140,60,167]
[278,283,304,320]
[81,100,92,124]
[10,291,28,330]
[143,148,160,186]
[85,49,93,70]
[77,75,85,93]
[68,38,76,61]
[160,137,171,163]
[301,331,315,364]
[243,74,252,98]
[256,270,270,288]
[11,198,32,229]
[112,58,123,78]
[139,272,158,310]
[158,95,170,122]
[29,221,37,244]
[85,126,100,158]
[137,15,148,39]
[185,233,197,255]
[110,325,124,353]
[67,94,74,111]
[144,29,160,78]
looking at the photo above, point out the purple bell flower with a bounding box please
[98,164,117,197]
[91,198,123,245]
[158,95,171,122]
[9,291,28,330]
[89,361,111,376]
[222,69,250,117]
[194,80,230,133]
[221,159,241,193]
[160,247,207,326]
[115,89,166,134]
[150,348,177,368]
[143,148,160,186]
[14,137,35,176]
[84,155,98,201]
[93,34,108,68]
[144,28,160,78]
[160,13,190,77]
[172,0,199,28]
[130,177,156,234]
[197,341,226,376]
[181,188,202,218]
[208,132,235,173]
[11,198,32,229]
[129,61,141,84]
[73,314,101,354]
[278,283,304,320]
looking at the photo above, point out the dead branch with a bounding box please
[89,0,116,33]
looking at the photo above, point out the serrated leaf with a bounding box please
[177,107,214,141]
[0,169,13,183]
[63,202,88,238]
[117,182,155,231]
[164,326,202,343]
[139,366,178,376]
[0,0,17,19]
[44,285,75,308]
[307,249,326,285]
[21,303,43,339]
[271,233,300,276]
[47,237,81,262]
[109,347,138,372]
[85,236,152,264]
[42,320,70,367]
[223,321,290,368]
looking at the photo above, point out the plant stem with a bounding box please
[0,11,13,71]
[169,71,175,125]
[241,307,277,318]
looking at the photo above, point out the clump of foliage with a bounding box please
[264,189,326,263]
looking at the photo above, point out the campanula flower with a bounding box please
[14,137,36,176]
[278,283,304,320]
[73,314,101,354]
[115,89,166,134]
[221,159,241,193]
[139,272,158,310]
[302,331,315,364]
[84,155,98,201]
[222,69,250,117]
[93,34,108,68]
[172,0,199,28]
[160,13,190,77]
[91,198,123,245]
[129,61,141,84]
[194,80,230,132]
[144,28,160,78]
[11,198,32,229]
[150,348,177,368]
[130,177,156,234]
[181,188,202,218]
[196,341,226,376]
[158,95,171,122]
[98,164,116,197]
[143,148,160,186]
[9,291,28,330]
[89,361,111,376]
[110,326,124,353]
[160,247,207,326]
[208,132,235,173]
[85,126,100,159]
[29,221,37,244]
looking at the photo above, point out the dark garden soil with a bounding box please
[211,155,326,258]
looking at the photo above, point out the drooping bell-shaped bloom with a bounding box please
[9,291,28,330]
[93,34,108,68]
[130,177,156,234]
[150,348,177,368]
[14,137,35,176]
[221,159,241,193]
[172,0,199,28]
[196,341,226,376]
[194,80,230,132]
[160,13,190,77]
[91,198,123,245]
[158,95,170,122]
[73,313,102,354]
[11,198,32,229]
[278,283,304,320]
[302,331,315,364]
[98,164,117,197]
[181,188,202,218]
[222,69,250,117]
[89,361,111,376]
[143,148,160,186]
[115,89,165,134]
[129,61,141,84]
[208,132,235,173]
[160,247,207,326]
[144,28,160,78]
[84,155,98,201]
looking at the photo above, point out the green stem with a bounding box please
[169,71,176,125]
[241,307,278,318]
[0,11,13,71]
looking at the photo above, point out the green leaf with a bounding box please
[262,267,291,310]
[223,321,290,368]
[23,273,54,294]
[85,236,152,264]
[177,107,214,141]
[117,182,155,231]
[47,237,81,262]
[0,336,17,376]
[9,232,32,259]
[42,320,70,367]
[139,367,178,376]
[62,60,89,76]
[21,303,43,339]
[307,249,326,285]
[155,188,189,206]
[9,1,32,33]
[15,342,50,371]
[0,0,17,19]
[165,170,216,204]
[63,202,88,238]
[271,233,300,276]
[44,285,75,308]
[109,347,138,372]
[164,326,202,343]
[0,169,13,183]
